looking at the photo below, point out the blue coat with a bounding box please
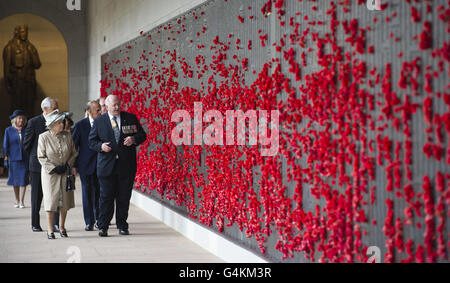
[73,118,97,176]
[3,126,28,162]
[88,112,147,178]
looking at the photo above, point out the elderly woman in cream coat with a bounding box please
[38,110,78,239]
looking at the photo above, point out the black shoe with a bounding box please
[32,226,43,232]
[94,222,99,230]
[99,229,108,237]
[60,229,68,238]
[53,225,60,233]
[119,229,129,236]
[85,225,94,231]
[47,232,56,240]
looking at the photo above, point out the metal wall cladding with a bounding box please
[101,0,449,263]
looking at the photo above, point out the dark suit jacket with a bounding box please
[88,112,147,178]
[23,114,46,173]
[73,118,97,176]
[3,126,28,162]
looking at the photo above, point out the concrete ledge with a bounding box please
[130,190,268,263]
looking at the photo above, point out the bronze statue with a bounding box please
[3,25,41,116]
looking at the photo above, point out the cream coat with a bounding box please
[38,131,78,212]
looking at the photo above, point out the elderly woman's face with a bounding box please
[15,115,26,128]
[51,119,65,134]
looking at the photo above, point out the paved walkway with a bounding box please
[0,177,223,263]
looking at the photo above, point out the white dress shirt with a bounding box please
[89,116,94,127]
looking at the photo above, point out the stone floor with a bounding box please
[0,177,224,263]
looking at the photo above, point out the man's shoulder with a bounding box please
[121,111,138,120]
[96,113,109,122]
[92,114,109,128]
[75,117,89,124]
[74,117,89,128]
[29,114,44,123]
[25,115,39,130]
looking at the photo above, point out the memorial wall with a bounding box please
[97,0,449,262]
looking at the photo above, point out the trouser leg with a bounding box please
[92,173,100,223]
[115,174,134,230]
[97,174,118,230]
[80,173,100,226]
[80,174,93,226]
[30,172,43,228]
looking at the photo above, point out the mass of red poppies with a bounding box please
[100,0,449,262]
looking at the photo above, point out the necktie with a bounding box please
[112,116,120,143]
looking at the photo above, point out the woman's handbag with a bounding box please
[66,166,76,192]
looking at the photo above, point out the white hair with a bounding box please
[41,97,57,112]
[104,95,119,106]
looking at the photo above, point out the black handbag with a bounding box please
[66,166,76,192]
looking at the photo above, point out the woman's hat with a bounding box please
[45,110,67,128]
[9,110,27,120]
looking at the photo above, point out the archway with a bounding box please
[0,13,68,135]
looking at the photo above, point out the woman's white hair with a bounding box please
[41,97,57,112]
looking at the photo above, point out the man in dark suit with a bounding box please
[89,95,147,237]
[72,100,101,231]
[23,97,60,232]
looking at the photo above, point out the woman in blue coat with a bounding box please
[3,110,29,209]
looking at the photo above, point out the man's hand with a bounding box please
[101,142,112,152]
[124,136,135,147]
[72,167,78,176]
